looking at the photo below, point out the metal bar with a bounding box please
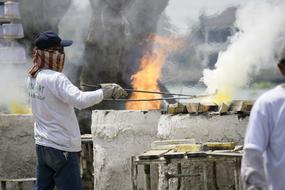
[81,83,216,98]
[125,89,195,97]
[103,97,203,102]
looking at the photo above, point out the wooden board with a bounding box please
[138,150,171,160]
[218,103,229,113]
[163,150,186,159]
[200,103,218,112]
[186,151,207,158]
[0,178,36,182]
[203,142,236,151]
[151,139,195,149]
[175,144,202,152]
[229,100,254,112]
[167,103,187,114]
[185,103,199,113]
[206,151,243,157]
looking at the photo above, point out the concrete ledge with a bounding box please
[157,114,248,144]
[0,114,35,178]
[91,110,162,190]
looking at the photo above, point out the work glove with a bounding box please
[100,83,128,99]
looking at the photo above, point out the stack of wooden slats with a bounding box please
[167,100,254,115]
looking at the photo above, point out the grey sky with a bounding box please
[165,0,250,33]
[72,0,259,34]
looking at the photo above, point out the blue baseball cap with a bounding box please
[35,31,73,50]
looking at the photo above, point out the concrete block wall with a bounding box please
[91,111,249,190]
[158,114,248,144]
[0,111,249,189]
[0,114,35,178]
[91,110,162,190]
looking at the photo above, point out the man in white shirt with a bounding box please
[241,52,285,190]
[28,31,127,190]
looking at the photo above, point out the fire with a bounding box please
[126,35,182,110]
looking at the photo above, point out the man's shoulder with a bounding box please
[39,69,63,76]
[256,85,284,105]
[36,70,68,87]
[38,70,67,80]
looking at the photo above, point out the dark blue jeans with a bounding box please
[34,145,82,190]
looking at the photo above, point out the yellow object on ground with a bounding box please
[174,144,202,152]
[203,142,236,150]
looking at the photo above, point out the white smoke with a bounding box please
[202,1,285,96]
[59,0,91,66]
[0,63,30,113]
[73,0,90,11]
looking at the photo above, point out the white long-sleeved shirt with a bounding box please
[242,84,285,190]
[27,69,103,152]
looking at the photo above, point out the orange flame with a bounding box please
[126,35,182,110]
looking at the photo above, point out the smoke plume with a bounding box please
[202,1,285,101]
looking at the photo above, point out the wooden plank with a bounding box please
[175,144,202,152]
[185,103,201,113]
[167,104,176,114]
[138,150,171,160]
[206,152,243,157]
[229,100,254,112]
[175,103,187,114]
[203,142,236,151]
[199,103,218,112]
[150,144,176,150]
[186,151,207,158]
[163,150,185,159]
[0,178,36,182]
[218,103,229,114]
[151,139,196,150]
[167,103,187,114]
[186,102,219,113]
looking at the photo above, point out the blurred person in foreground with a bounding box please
[241,49,285,190]
[27,31,127,190]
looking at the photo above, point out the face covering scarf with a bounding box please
[29,47,65,77]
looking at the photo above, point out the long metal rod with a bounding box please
[81,83,200,97]
[104,97,201,101]
[124,89,195,97]
[103,92,216,101]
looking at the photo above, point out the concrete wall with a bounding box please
[0,111,249,189]
[91,111,249,190]
[91,110,162,190]
[0,114,35,178]
[158,114,248,144]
